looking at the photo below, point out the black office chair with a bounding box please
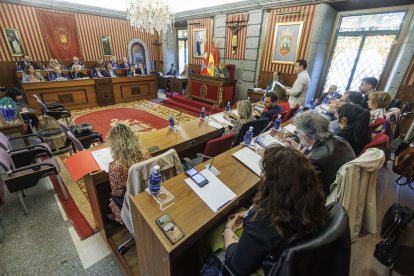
[232,118,269,147]
[269,202,351,276]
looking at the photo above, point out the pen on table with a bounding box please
[217,200,231,211]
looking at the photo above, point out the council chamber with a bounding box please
[0,0,414,275]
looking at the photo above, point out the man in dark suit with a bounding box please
[359,77,378,109]
[135,63,146,75]
[102,63,118,78]
[69,56,85,70]
[266,71,284,92]
[18,55,39,70]
[119,57,130,69]
[196,35,202,56]
[49,66,69,80]
[167,64,178,76]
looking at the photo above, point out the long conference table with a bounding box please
[21,75,158,115]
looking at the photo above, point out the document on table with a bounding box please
[283,124,296,134]
[207,120,223,129]
[275,81,285,89]
[255,134,285,148]
[254,106,264,113]
[210,113,233,126]
[91,147,113,172]
[185,169,236,213]
[233,147,262,176]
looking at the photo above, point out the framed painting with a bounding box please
[193,29,206,58]
[2,28,25,56]
[100,35,113,56]
[271,22,303,64]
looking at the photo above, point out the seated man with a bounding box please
[135,63,146,75]
[180,64,192,77]
[69,56,85,70]
[103,63,118,78]
[293,110,356,194]
[91,66,104,78]
[254,92,283,122]
[49,66,69,81]
[110,56,119,69]
[266,70,284,92]
[167,63,178,76]
[70,65,85,79]
[119,57,130,69]
[214,63,230,79]
[316,85,340,104]
[18,55,39,70]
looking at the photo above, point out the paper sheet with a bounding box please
[185,169,236,212]
[91,147,113,172]
[275,81,285,89]
[255,134,285,148]
[283,124,296,134]
[207,120,223,129]
[233,147,262,176]
[210,113,233,126]
[255,106,264,113]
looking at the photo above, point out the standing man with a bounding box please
[284,59,310,108]
[359,77,378,109]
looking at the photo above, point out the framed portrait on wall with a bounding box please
[271,22,303,64]
[100,35,112,56]
[193,29,206,58]
[2,28,25,56]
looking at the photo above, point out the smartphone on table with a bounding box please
[185,168,209,187]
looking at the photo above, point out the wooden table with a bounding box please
[130,145,260,275]
[22,76,158,114]
[171,76,188,95]
[0,116,25,137]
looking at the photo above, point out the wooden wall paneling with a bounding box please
[395,84,414,136]
[402,56,414,86]
[258,71,297,88]
[112,75,157,104]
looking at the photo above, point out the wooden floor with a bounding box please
[351,162,414,276]
[111,162,414,276]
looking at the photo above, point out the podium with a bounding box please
[185,74,237,108]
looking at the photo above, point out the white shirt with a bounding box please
[286,70,310,108]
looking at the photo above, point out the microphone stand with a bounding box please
[197,153,220,175]
[175,111,183,131]
[206,104,216,122]
[253,121,274,146]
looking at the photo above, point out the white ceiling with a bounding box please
[63,0,242,13]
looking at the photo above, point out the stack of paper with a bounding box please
[91,147,113,172]
[233,147,262,176]
[185,169,236,212]
[283,124,296,134]
[210,113,233,126]
[255,134,285,148]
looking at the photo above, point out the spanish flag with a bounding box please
[207,51,215,76]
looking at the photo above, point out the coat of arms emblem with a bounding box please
[54,27,70,50]
[278,29,294,57]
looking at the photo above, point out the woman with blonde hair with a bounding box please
[107,124,151,223]
[222,100,255,136]
[367,91,391,122]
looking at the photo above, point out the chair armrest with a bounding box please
[11,162,55,174]
[45,110,71,116]
[10,145,51,157]
[182,157,195,170]
[9,133,45,143]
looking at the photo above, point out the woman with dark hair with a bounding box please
[222,145,327,275]
[0,87,39,131]
[336,104,371,156]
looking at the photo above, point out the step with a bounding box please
[164,98,219,115]
[167,95,223,113]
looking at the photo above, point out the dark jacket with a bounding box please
[18,61,39,70]
[70,72,85,79]
[318,92,340,103]
[167,68,178,76]
[266,79,285,91]
[119,62,131,69]
[260,104,283,122]
[335,128,371,156]
[49,71,69,80]
[225,210,284,275]
[306,136,356,195]
[102,69,118,78]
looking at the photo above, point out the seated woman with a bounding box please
[222,145,327,275]
[293,110,355,194]
[107,124,152,223]
[222,100,254,136]
[274,87,290,114]
[70,65,85,79]
[214,63,230,79]
[0,87,39,131]
[367,91,391,122]
[47,58,61,71]
[336,104,371,156]
[22,65,45,83]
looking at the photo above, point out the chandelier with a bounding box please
[126,0,175,35]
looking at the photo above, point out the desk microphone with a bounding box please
[197,153,220,175]
[253,121,274,144]
[176,111,183,127]
[207,104,217,121]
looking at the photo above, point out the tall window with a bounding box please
[323,11,406,93]
[177,29,188,74]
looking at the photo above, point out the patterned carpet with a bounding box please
[59,100,195,235]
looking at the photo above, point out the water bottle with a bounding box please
[311,100,317,110]
[149,165,162,194]
[41,64,47,71]
[265,86,270,93]
[168,115,175,128]
[200,107,206,120]
[0,106,7,123]
[260,95,265,104]
[243,126,254,146]
[16,63,21,71]
[274,115,282,130]
[225,102,231,113]
[5,105,13,123]
[74,73,78,80]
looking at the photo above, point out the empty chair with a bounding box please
[66,131,85,154]
[33,95,64,110]
[326,148,385,242]
[232,118,269,147]
[183,132,235,169]
[360,133,389,155]
[268,202,351,276]
[59,122,104,152]
[0,148,68,214]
